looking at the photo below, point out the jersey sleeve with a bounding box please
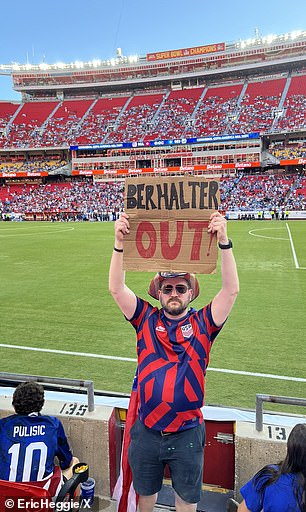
[55,419,73,470]
[127,297,155,331]
[197,302,225,345]
[240,477,264,512]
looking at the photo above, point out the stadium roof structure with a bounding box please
[0,29,304,99]
[0,29,305,74]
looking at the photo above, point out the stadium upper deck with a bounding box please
[0,30,305,98]
[0,30,305,182]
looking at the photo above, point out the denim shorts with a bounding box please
[128,418,205,504]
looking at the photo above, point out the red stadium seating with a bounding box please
[0,102,20,147]
[0,462,88,511]
[0,74,304,148]
[38,99,94,146]
[230,77,286,133]
[0,479,52,511]
[0,102,19,124]
[145,88,204,140]
[106,93,164,143]
[76,96,129,144]
[276,73,306,131]
[186,83,244,137]
[4,102,59,148]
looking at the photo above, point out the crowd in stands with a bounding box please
[0,73,305,149]
[38,115,81,147]
[220,173,306,211]
[75,96,129,145]
[0,159,67,174]
[229,94,279,134]
[1,173,305,220]
[0,181,124,220]
[107,95,164,143]
[273,73,306,132]
[186,95,239,137]
[3,122,42,148]
[0,162,23,173]
[269,142,306,160]
[276,95,306,132]
[145,92,202,140]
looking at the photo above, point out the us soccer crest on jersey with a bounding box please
[181,323,193,338]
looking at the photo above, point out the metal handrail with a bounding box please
[0,372,95,412]
[256,393,306,431]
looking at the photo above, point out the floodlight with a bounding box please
[54,62,66,69]
[91,59,101,67]
[290,30,302,39]
[263,34,276,44]
[128,55,138,63]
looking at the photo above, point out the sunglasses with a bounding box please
[160,284,189,295]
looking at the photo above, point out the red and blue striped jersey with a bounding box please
[128,298,224,432]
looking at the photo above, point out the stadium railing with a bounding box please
[0,372,95,412]
[256,393,306,431]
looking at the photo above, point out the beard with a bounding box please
[160,296,190,317]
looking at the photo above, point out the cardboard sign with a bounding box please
[123,175,220,274]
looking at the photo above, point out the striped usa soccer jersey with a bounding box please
[129,298,224,432]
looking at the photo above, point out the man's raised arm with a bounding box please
[109,212,137,320]
[208,212,239,327]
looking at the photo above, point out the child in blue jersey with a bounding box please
[110,211,239,512]
[227,423,306,512]
[0,381,79,497]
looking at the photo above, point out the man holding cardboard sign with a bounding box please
[109,177,239,512]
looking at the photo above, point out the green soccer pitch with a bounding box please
[0,220,305,413]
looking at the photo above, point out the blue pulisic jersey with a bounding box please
[0,413,73,482]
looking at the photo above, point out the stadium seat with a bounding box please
[0,480,51,511]
[0,462,89,511]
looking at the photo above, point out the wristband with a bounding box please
[218,239,233,250]
[113,247,124,253]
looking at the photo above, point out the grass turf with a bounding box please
[0,220,305,413]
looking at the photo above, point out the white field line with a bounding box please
[0,343,305,383]
[248,227,289,241]
[285,222,306,269]
[249,225,306,270]
[0,344,136,363]
[0,227,75,237]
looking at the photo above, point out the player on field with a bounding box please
[109,211,239,512]
[0,381,79,498]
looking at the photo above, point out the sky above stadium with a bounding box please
[0,0,305,101]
